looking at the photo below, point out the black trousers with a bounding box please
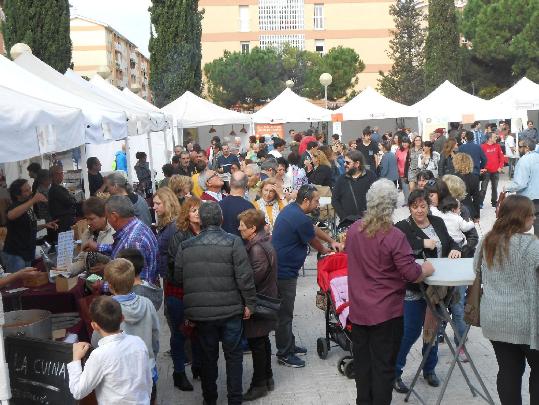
[491,340,539,405]
[480,172,499,206]
[352,317,404,405]
[247,335,273,387]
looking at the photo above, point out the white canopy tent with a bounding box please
[0,84,85,163]
[335,86,417,121]
[0,54,128,144]
[162,91,252,148]
[489,77,539,132]
[412,81,516,137]
[332,86,419,143]
[252,88,330,124]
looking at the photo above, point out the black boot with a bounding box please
[173,371,194,391]
[243,385,268,401]
[266,377,275,391]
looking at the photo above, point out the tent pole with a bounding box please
[147,133,156,194]
[0,293,12,404]
[80,145,90,199]
[125,138,133,184]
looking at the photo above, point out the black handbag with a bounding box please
[254,293,281,321]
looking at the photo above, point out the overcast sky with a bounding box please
[70,0,152,57]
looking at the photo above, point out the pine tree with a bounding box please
[149,0,203,107]
[1,0,72,73]
[378,0,425,105]
[424,0,462,92]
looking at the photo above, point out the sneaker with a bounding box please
[458,348,469,363]
[277,354,305,368]
[294,345,307,356]
[423,372,440,387]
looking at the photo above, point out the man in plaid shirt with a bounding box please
[83,196,158,287]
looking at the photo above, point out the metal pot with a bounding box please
[3,309,52,340]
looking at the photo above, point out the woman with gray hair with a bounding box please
[106,172,152,226]
[346,179,434,405]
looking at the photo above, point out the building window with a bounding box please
[241,41,250,53]
[314,4,324,30]
[315,39,324,55]
[239,5,250,32]
[259,34,305,51]
[259,0,304,31]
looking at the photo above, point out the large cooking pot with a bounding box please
[3,309,52,340]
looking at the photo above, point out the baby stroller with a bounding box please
[316,253,355,379]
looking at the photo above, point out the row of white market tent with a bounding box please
[1,51,538,193]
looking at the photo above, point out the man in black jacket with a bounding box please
[48,165,77,241]
[332,150,377,227]
[174,201,256,405]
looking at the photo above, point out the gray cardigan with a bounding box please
[474,234,539,350]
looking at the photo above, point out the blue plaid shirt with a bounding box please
[98,218,159,284]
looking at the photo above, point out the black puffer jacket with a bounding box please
[173,225,257,321]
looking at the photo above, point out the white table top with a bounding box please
[416,258,476,286]
[319,197,332,207]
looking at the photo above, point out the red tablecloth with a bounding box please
[2,278,86,313]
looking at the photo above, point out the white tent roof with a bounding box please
[0,54,127,144]
[162,91,251,127]
[121,87,169,131]
[90,75,166,132]
[412,81,513,121]
[0,85,85,162]
[252,88,330,123]
[335,86,417,120]
[490,77,539,111]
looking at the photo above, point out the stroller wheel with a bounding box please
[344,359,356,379]
[337,355,353,375]
[316,337,329,359]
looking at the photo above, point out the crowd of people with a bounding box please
[0,121,537,405]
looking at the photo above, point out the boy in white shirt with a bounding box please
[67,296,152,404]
[438,196,475,246]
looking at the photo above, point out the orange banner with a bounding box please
[255,123,285,139]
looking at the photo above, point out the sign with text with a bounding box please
[5,336,77,405]
[255,124,284,139]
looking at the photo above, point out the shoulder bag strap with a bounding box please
[347,179,360,213]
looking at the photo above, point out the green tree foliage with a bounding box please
[204,46,363,107]
[1,0,72,73]
[424,0,462,92]
[149,0,203,107]
[204,47,284,108]
[378,0,425,105]
[461,0,539,86]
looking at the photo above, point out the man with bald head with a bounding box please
[48,165,77,240]
[219,171,254,236]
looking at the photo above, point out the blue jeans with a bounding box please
[399,177,410,203]
[1,252,31,273]
[395,298,438,377]
[165,296,201,373]
[450,286,467,346]
[197,316,243,405]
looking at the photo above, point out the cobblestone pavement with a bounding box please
[156,178,532,405]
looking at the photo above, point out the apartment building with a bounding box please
[70,16,151,101]
[199,0,395,90]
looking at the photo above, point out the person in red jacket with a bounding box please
[480,132,505,207]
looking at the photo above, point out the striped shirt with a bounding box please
[98,218,158,284]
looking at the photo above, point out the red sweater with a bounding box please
[481,142,504,173]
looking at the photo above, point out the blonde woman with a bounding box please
[305,150,333,187]
[452,153,480,221]
[253,178,287,232]
[153,187,181,279]
[168,175,193,205]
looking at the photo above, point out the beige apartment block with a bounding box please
[70,16,151,101]
[200,0,395,91]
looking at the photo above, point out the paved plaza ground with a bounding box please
[156,177,532,405]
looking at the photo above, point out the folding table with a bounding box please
[405,258,495,405]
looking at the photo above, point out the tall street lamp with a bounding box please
[285,79,294,89]
[10,43,32,60]
[319,73,332,109]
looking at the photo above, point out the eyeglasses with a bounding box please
[344,160,353,165]
[207,172,219,181]
[425,179,437,186]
